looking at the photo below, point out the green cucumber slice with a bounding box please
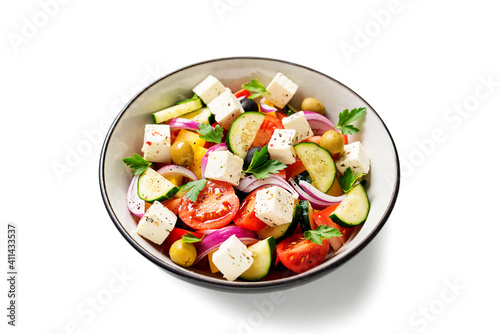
[239,237,276,281]
[329,184,370,227]
[180,107,212,124]
[295,200,314,232]
[294,142,336,193]
[137,167,179,202]
[227,112,266,159]
[153,99,203,123]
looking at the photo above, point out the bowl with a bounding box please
[99,57,400,291]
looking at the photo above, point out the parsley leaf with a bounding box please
[338,167,363,193]
[176,93,199,105]
[181,232,204,243]
[183,179,208,202]
[122,154,151,175]
[242,79,270,99]
[335,107,366,135]
[304,224,343,245]
[197,123,224,144]
[244,146,287,179]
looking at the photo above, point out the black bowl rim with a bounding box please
[99,56,400,292]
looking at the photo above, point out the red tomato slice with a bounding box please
[234,89,250,99]
[304,136,322,145]
[313,204,353,252]
[161,228,204,254]
[286,160,307,180]
[178,180,239,230]
[275,111,287,122]
[277,233,329,273]
[250,115,284,148]
[233,188,268,231]
[342,134,348,145]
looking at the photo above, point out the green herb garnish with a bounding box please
[334,107,366,135]
[244,146,287,179]
[338,167,363,193]
[176,93,199,105]
[304,225,343,245]
[242,79,270,99]
[183,179,208,202]
[181,232,204,243]
[122,154,151,175]
[197,123,224,144]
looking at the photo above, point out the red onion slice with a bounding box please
[298,180,345,204]
[166,118,215,132]
[156,164,198,181]
[194,226,258,264]
[288,178,333,210]
[303,111,336,128]
[126,175,145,218]
[241,176,299,199]
[259,98,277,113]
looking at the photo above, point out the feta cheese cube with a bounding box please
[192,75,226,104]
[207,88,244,129]
[254,186,295,227]
[204,150,244,186]
[212,235,254,281]
[336,141,371,175]
[141,124,171,163]
[136,201,176,245]
[268,129,297,165]
[262,72,298,109]
[281,111,313,143]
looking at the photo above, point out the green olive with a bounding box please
[169,239,197,267]
[301,97,326,115]
[320,130,344,157]
[171,140,194,167]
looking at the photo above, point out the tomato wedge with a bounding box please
[178,180,239,230]
[286,160,307,180]
[277,233,329,273]
[313,203,353,252]
[250,115,284,148]
[161,228,204,254]
[233,188,268,231]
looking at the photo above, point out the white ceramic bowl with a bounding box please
[99,57,400,291]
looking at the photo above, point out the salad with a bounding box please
[122,72,371,282]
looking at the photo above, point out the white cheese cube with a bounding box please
[268,129,297,165]
[204,150,244,186]
[141,124,171,163]
[262,72,298,109]
[254,186,295,227]
[281,111,313,143]
[207,88,244,129]
[336,141,371,175]
[192,75,226,104]
[212,235,254,281]
[136,201,176,245]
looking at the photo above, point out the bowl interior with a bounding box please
[100,57,399,289]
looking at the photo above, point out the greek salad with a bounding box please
[123,72,371,281]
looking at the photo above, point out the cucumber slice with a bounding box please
[137,167,179,203]
[153,99,203,123]
[240,237,276,281]
[295,200,314,232]
[180,107,213,124]
[227,112,266,159]
[329,184,370,227]
[294,142,336,193]
[257,219,298,243]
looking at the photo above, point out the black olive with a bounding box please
[244,147,262,168]
[240,98,259,112]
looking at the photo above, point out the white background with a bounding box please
[2,0,499,333]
